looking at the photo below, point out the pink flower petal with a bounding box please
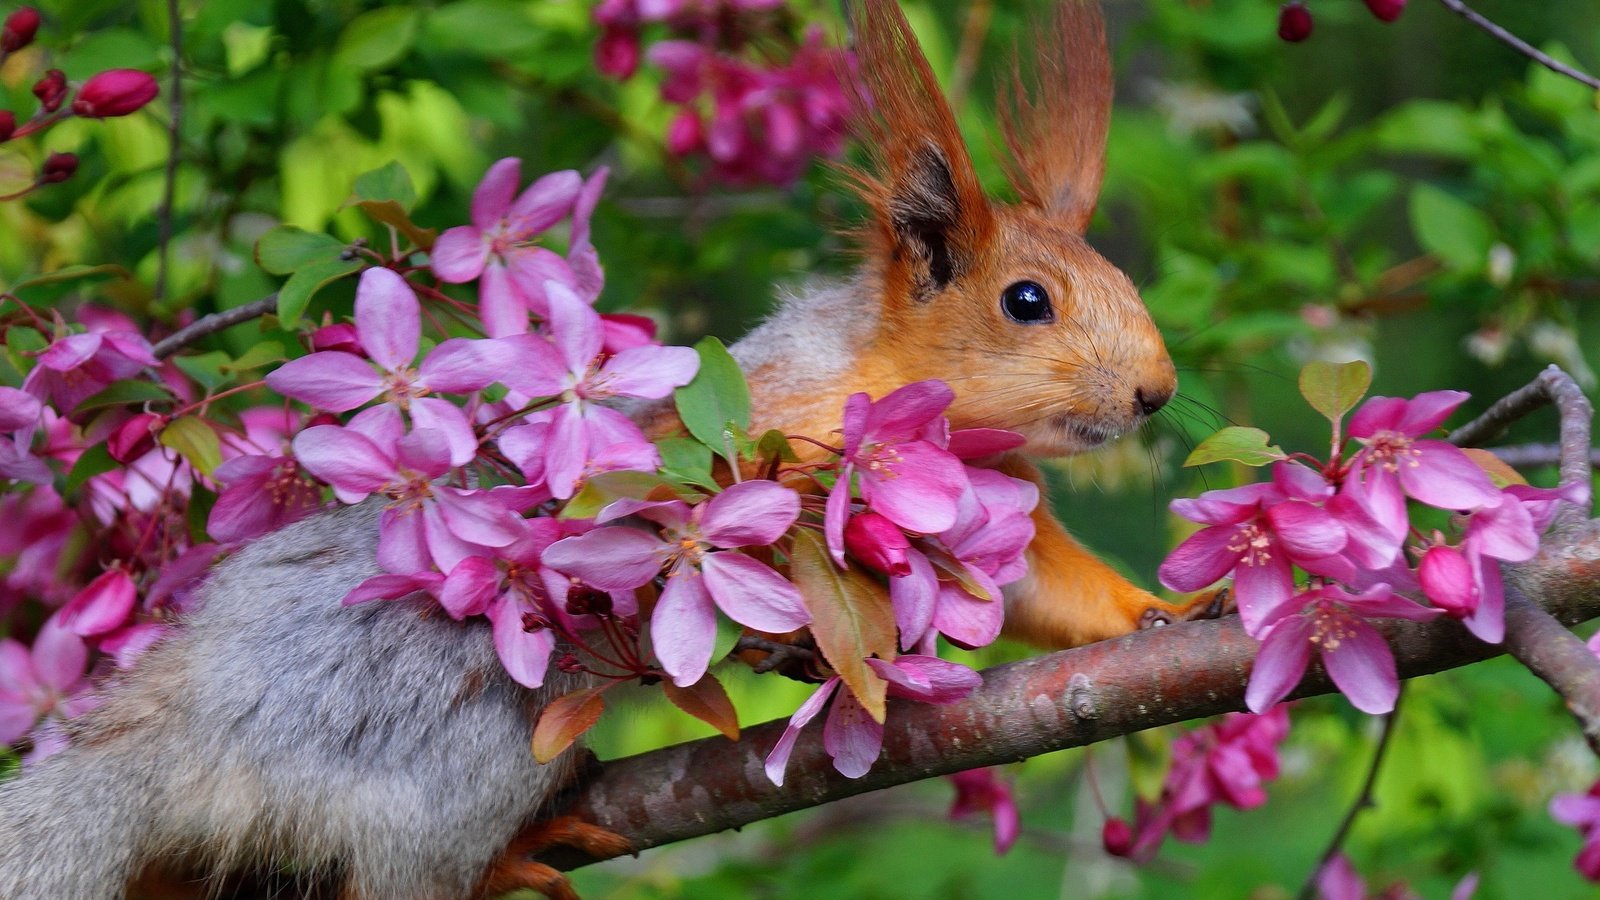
[1321,619,1399,714]
[547,280,603,374]
[409,398,479,468]
[375,506,432,574]
[508,169,583,234]
[292,425,394,499]
[701,551,811,632]
[1168,482,1276,526]
[542,526,666,590]
[354,268,421,373]
[488,594,556,689]
[436,489,523,549]
[430,225,489,282]
[265,352,382,412]
[394,428,453,479]
[1315,854,1365,900]
[1396,390,1471,436]
[1460,550,1505,644]
[1419,545,1477,615]
[862,441,966,535]
[471,157,521,229]
[891,550,938,649]
[341,572,440,605]
[30,615,88,693]
[1245,614,1314,713]
[868,654,980,703]
[480,261,530,338]
[597,345,700,398]
[1157,525,1242,593]
[764,677,838,786]
[504,247,576,318]
[825,468,852,568]
[420,338,513,394]
[651,570,719,687]
[863,381,955,441]
[1465,496,1538,562]
[1401,441,1501,511]
[0,386,42,433]
[823,686,885,778]
[1265,501,1346,559]
[945,428,1027,459]
[59,569,138,637]
[931,579,1005,649]
[841,392,870,457]
[699,480,799,548]
[543,403,588,500]
[1349,395,1407,439]
[1234,551,1297,635]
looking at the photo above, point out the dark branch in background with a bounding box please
[1434,0,1600,91]
[1296,688,1405,900]
[534,366,1600,871]
[151,295,276,360]
[152,0,183,305]
[1492,443,1600,471]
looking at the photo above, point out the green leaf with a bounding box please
[655,436,716,488]
[532,686,606,763]
[662,673,740,741]
[159,415,224,476]
[559,470,672,520]
[352,161,417,210]
[173,351,233,393]
[1182,427,1287,468]
[754,429,799,464]
[788,529,895,723]
[1298,360,1372,424]
[332,7,420,73]
[1408,184,1494,271]
[65,443,118,497]
[674,337,750,463]
[223,340,287,373]
[9,263,131,292]
[76,380,174,413]
[255,226,345,276]
[276,257,363,325]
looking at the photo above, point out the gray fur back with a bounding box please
[0,499,591,899]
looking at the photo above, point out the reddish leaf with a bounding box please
[1463,448,1528,488]
[531,685,606,763]
[789,528,895,723]
[663,672,740,740]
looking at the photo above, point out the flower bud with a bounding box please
[72,68,160,119]
[109,412,166,463]
[1102,817,1134,858]
[1277,2,1313,42]
[39,151,77,183]
[310,322,363,356]
[521,612,551,633]
[33,68,67,112]
[0,110,14,143]
[1362,0,1405,22]
[1418,544,1477,616]
[595,26,640,80]
[2,7,40,53]
[844,512,912,577]
[665,110,704,156]
[306,412,341,429]
[565,584,612,617]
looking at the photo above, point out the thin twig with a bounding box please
[1490,443,1600,470]
[152,0,184,304]
[1434,0,1600,91]
[1501,583,1600,756]
[151,295,278,360]
[1296,687,1405,900]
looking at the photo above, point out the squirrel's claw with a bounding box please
[476,816,633,900]
[1138,586,1234,631]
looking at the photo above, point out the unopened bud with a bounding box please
[595,26,640,79]
[310,322,363,356]
[108,412,165,463]
[844,512,912,577]
[1417,544,1477,616]
[1277,2,1313,42]
[33,68,67,112]
[665,110,704,156]
[72,69,160,119]
[0,110,14,143]
[555,652,584,673]
[1102,817,1134,858]
[521,612,550,633]
[565,584,612,617]
[306,412,340,429]
[1362,0,1405,22]
[39,151,77,184]
[2,7,40,53]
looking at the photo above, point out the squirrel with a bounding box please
[0,1,1214,897]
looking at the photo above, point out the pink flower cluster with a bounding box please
[593,0,852,185]
[1104,708,1289,862]
[1160,390,1586,715]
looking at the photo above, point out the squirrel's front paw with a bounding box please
[1137,586,1233,630]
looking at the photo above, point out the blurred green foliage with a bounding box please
[4,0,1600,896]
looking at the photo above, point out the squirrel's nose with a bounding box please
[1135,385,1173,417]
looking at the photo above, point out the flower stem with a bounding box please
[1296,686,1405,900]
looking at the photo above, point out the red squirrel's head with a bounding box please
[849,0,1175,457]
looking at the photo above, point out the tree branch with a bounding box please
[1490,443,1600,471]
[1433,0,1600,91]
[151,295,277,360]
[539,523,1600,871]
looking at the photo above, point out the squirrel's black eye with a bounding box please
[1001,280,1053,324]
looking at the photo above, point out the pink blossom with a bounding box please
[57,568,138,637]
[431,159,608,335]
[0,613,94,757]
[498,281,697,498]
[1159,464,1348,633]
[0,386,48,484]
[1552,780,1600,881]
[266,268,506,466]
[543,480,807,686]
[208,453,324,543]
[1316,853,1479,900]
[71,68,160,118]
[947,768,1020,855]
[1246,583,1441,715]
[1347,391,1500,532]
[22,328,160,412]
[843,511,912,577]
[292,424,523,574]
[764,654,981,784]
[824,381,970,567]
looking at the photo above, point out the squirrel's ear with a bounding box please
[849,0,992,300]
[998,0,1111,234]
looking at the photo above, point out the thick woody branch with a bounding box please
[542,526,1600,871]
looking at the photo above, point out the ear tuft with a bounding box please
[998,0,1112,233]
[889,144,961,297]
